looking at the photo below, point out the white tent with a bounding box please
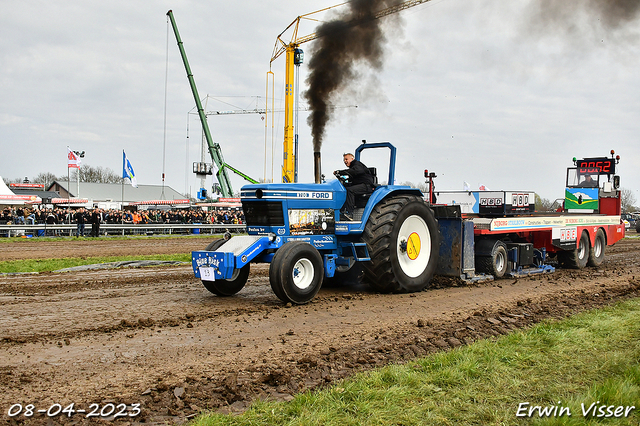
[0,177,41,205]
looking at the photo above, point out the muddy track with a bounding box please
[1,237,639,425]
[0,236,215,261]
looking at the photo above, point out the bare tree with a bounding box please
[32,172,59,188]
[535,194,556,212]
[69,164,122,184]
[398,181,429,193]
[621,188,638,213]
[2,176,22,185]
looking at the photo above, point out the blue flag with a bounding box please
[122,150,138,188]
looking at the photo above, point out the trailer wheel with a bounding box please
[475,240,508,278]
[558,230,589,269]
[201,239,250,296]
[270,241,323,304]
[587,229,606,267]
[362,195,439,293]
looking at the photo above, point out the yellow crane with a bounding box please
[268,0,434,184]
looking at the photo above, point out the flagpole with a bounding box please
[122,150,125,222]
[67,146,71,223]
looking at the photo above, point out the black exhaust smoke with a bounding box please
[304,0,404,153]
[528,0,640,31]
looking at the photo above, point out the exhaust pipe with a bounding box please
[314,151,322,184]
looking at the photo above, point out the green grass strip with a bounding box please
[0,253,191,273]
[0,234,221,244]
[192,298,640,426]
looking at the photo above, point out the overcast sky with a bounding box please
[1,0,638,201]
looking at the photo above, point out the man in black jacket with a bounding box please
[90,208,102,237]
[334,153,375,220]
[74,208,86,237]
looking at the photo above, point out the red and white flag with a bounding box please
[68,148,81,169]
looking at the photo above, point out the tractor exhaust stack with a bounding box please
[314,151,322,184]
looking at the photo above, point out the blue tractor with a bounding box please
[191,142,440,304]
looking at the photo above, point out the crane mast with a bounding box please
[167,10,257,198]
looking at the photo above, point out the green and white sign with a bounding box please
[565,188,599,210]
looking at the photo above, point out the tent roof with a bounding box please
[0,177,25,205]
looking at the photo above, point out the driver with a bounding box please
[579,174,598,188]
[334,153,375,220]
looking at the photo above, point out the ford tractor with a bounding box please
[191,142,439,304]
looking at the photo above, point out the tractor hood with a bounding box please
[240,179,346,210]
[240,179,347,239]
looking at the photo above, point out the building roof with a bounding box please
[47,181,186,203]
[12,189,61,202]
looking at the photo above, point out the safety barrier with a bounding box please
[0,223,245,238]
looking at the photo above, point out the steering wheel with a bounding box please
[333,171,348,185]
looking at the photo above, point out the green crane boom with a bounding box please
[167,10,257,198]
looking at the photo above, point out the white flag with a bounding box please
[68,148,81,169]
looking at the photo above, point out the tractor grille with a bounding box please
[242,201,285,227]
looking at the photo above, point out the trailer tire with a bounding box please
[270,241,323,304]
[558,230,589,269]
[201,239,250,296]
[587,229,606,267]
[362,195,439,293]
[475,240,508,278]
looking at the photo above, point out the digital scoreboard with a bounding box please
[576,157,616,175]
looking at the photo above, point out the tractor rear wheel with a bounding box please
[587,229,606,267]
[362,195,439,293]
[201,239,250,296]
[270,241,323,304]
[558,230,589,269]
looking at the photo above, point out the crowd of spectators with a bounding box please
[1,206,244,226]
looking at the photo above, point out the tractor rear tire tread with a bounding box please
[362,195,439,293]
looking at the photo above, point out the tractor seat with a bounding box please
[368,167,378,186]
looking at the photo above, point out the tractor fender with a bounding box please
[352,186,424,233]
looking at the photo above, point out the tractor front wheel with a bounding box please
[270,241,323,304]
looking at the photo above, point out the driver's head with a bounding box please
[343,153,354,167]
